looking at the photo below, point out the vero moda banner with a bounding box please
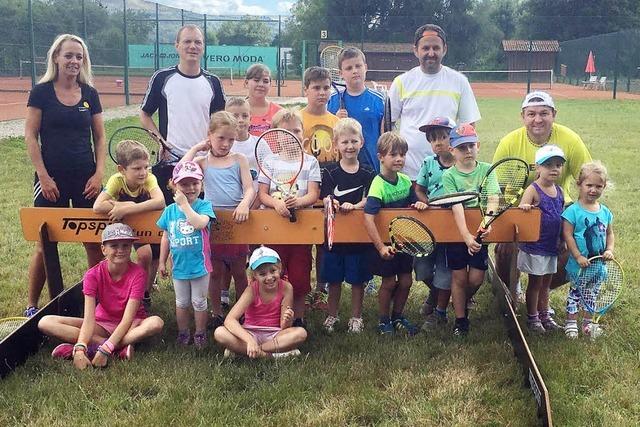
[128,44,277,72]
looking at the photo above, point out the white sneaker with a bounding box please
[565,322,578,339]
[272,349,301,359]
[323,315,339,333]
[347,317,364,333]
[364,279,378,295]
[223,349,235,359]
[583,323,604,339]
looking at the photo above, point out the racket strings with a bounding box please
[256,130,304,189]
[320,47,341,82]
[429,192,478,207]
[110,128,162,165]
[390,219,435,257]
[578,259,623,313]
[480,161,528,217]
[0,318,27,340]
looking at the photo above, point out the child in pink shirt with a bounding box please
[38,223,164,369]
[213,246,307,358]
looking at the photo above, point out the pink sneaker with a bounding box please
[51,343,74,359]
[118,344,134,361]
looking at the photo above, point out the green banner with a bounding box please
[128,44,277,73]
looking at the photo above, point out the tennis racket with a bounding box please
[476,157,529,242]
[428,191,479,208]
[389,216,436,258]
[574,256,623,325]
[108,126,180,166]
[319,45,346,110]
[255,128,305,223]
[324,195,336,250]
[0,317,28,341]
[383,93,392,132]
[309,124,336,163]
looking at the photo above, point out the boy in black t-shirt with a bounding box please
[319,118,375,333]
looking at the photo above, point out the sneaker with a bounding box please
[51,343,74,359]
[223,349,235,359]
[118,344,134,360]
[272,349,301,359]
[419,301,434,318]
[364,279,378,295]
[209,314,225,331]
[323,315,339,333]
[221,290,230,310]
[193,332,207,350]
[347,317,364,333]
[24,306,38,318]
[176,330,191,346]
[453,319,469,337]
[377,320,394,336]
[564,322,578,339]
[392,316,419,336]
[527,321,546,334]
[583,323,604,339]
[541,317,562,331]
[142,291,151,311]
[466,297,477,311]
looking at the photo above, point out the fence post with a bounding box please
[203,14,208,70]
[277,15,282,97]
[526,40,532,94]
[613,32,619,100]
[81,0,87,41]
[301,40,306,96]
[154,3,159,70]
[123,0,129,106]
[28,0,37,88]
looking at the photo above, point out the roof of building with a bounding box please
[502,40,560,52]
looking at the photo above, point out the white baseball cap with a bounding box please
[249,246,281,270]
[101,223,138,243]
[522,91,555,110]
[535,144,566,165]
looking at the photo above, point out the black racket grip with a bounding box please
[289,208,297,223]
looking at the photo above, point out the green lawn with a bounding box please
[1,99,639,425]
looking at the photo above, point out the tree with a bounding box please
[216,17,274,46]
[517,0,640,41]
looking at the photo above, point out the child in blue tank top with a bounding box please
[561,161,615,339]
[182,111,256,329]
[518,145,566,334]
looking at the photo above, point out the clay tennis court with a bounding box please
[1,75,639,122]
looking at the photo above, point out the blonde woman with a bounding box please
[24,34,106,317]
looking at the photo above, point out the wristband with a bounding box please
[103,340,115,353]
[97,346,111,357]
[72,343,88,357]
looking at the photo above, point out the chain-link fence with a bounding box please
[559,29,640,96]
[0,0,285,105]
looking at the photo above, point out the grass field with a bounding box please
[1,98,639,426]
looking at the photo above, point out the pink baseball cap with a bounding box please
[172,161,203,183]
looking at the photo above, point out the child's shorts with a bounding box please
[270,244,312,298]
[96,317,143,335]
[211,244,249,263]
[244,325,281,345]
[320,246,373,285]
[414,245,451,290]
[370,250,413,278]
[517,250,557,275]
[445,243,488,271]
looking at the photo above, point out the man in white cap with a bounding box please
[493,91,592,297]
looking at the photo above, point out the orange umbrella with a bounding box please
[585,51,596,75]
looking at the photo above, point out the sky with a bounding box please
[149,0,294,16]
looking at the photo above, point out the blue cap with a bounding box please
[449,123,478,148]
[249,246,281,270]
[535,145,566,165]
[418,117,456,133]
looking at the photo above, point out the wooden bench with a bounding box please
[2,207,542,383]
